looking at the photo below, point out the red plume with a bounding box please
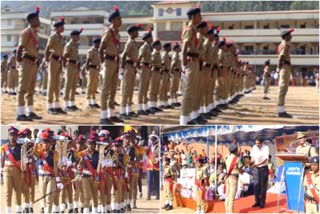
[208,24,213,29]
[195,3,200,8]
[204,19,208,23]
[216,27,221,32]
[80,27,84,33]
[157,38,161,41]
[113,5,119,11]
[137,23,142,28]
[289,28,294,33]
[147,27,152,32]
[223,37,226,41]
[45,128,51,132]
[36,6,40,12]
[60,16,64,22]
[41,132,48,139]
[100,137,105,142]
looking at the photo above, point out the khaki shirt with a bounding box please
[151,50,161,68]
[296,143,319,158]
[122,38,138,62]
[164,164,173,178]
[218,49,227,66]
[198,34,206,61]
[64,40,79,62]
[46,33,65,57]
[304,171,319,199]
[196,165,208,180]
[87,47,100,66]
[161,52,171,71]
[1,59,8,72]
[19,27,39,57]
[212,44,219,66]
[100,26,121,56]
[8,57,17,70]
[263,66,271,79]
[182,23,199,54]
[139,42,152,64]
[171,52,181,70]
[224,51,234,68]
[203,39,215,65]
[226,154,243,175]
[278,40,291,62]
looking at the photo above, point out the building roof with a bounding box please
[153,1,193,6]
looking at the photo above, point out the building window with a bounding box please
[245,45,254,54]
[7,35,11,42]
[245,25,254,29]
[280,24,289,28]
[159,8,164,16]
[176,8,182,16]
[171,22,183,31]
[300,24,306,28]
[7,19,12,26]
[229,26,234,30]
[263,25,270,29]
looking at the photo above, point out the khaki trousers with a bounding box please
[4,166,22,207]
[82,177,98,208]
[200,67,211,107]
[1,70,8,89]
[164,180,173,202]
[138,67,151,105]
[121,64,136,108]
[196,190,205,212]
[149,70,161,102]
[159,72,169,102]
[73,178,84,207]
[21,174,36,205]
[17,59,38,107]
[264,77,271,95]
[40,176,56,212]
[8,69,18,90]
[128,172,139,201]
[86,69,99,100]
[63,63,78,102]
[48,60,61,103]
[225,176,238,213]
[101,60,118,110]
[278,65,291,106]
[61,177,73,205]
[170,71,180,101]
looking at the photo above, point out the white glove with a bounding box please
[101,159,107,167]
[118,72,124,80]
[276,67,280,73]
[66,160,72,167]
[181,72,186,82]
[56,182,64,190]
[0,168,4,174]
[125,171,129,179]
[136,73,140,80]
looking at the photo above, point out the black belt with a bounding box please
[212,65,219,70]
[51,54,62,61]
[23,54,37,62]
[89,65,100,69]
[153,66,161,72]
[257,165,268,170]
[126,60,137,67]
[141,62,151,67]
[68,59,77,64]
[281,60,291,65]
[164,176,172,179]
[10,66,16,69]
[105,54,119,62]
[174,68,180,71]
[161,69,169,73]
[305,194,318,203]
[204,63,212,69]
[187,52,199,58]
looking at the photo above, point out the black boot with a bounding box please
[162,204,169,209]
[166,205,173,210]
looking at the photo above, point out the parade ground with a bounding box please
[1,86,318,125]
[0,179,159,213]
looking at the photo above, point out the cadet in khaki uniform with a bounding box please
[159,43,172,109]
[224,41,234,104]
[16,7,42,121]
[304,156,319,214]
[225,144,243,214]
[277,28,294,118]
[63,28,82,112]
[162,157,174,210]
[169,43,181,107]
[195,157,208,214]
[137,29,153,115]
[148,39,163,114]
[215,40,227,108]
[39,58,48,96]
[1,127,22,213]
[86,37,101,109]
[296,132,319,161]
[263,59,271,100]
[7,50,18,95]
[45,16,66,115]
[1,54,9,93]
[119,24,140,120]
[196,21,208,124]
[99,6,123,124]
[180,6,202,125]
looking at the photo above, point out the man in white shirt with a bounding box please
[250,136,269,208]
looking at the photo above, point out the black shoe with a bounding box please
[166,105,174,109]
[137,110,147,115]
[213,108,222,113]
[252,202,260,207]
[263,97,270,100]
[197,115,207,123]
[200,113,211,119]
[147,196,151,200]
[28,112,42,120]
[187,120,197,125]
[128,111,138,117]
[259,204,265,208]
[92,103,101,109]
[64,106,74,112]
[162,204,169,209]
[150,107,158,113]
[194,117,206,124]
[80,208,84,213]
[100,118,114,124]
[114,101,120,106]
[159,105,166,109]
[126,205,131,211]
[47,108,58,115]
[55,108,67,114]
[75,92,80,95]
[68,208,73,213]
[81,91,85,94]
[119,113,130,120]
[145,109,153,114]
[204,112,214,118]
[30,208,33,213]
[71,105,81,111]
[155,107,163,112]
[23,208,30,213]
[87,104,94,109]
[110,116,124,123]
[278,112,293,118]
[120,208,124,213]
[73,208,78,213]
[166,205,173,210]
[41,208,45,213]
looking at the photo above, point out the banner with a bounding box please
[177,168,196,199]
[284,161,305,212]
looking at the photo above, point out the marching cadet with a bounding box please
[169,43,182,108]
[180,4,202,125]
[148,39,163,114]
[78,137,99,213]
[99,5,123,124]
[195,20,208,124]
[195,156,208,214]
[225,144,243,214]
[39,58,48,96]
[33,129,64,213]
[7,50,18,95]
[304,156,319,214]
[162,157,174,210]
[159,42,172,109]
[119,24,141,120]
[1,54,9,93]
[277,28,294,118]
[63,28,82,112]
[16,6,42,121]
[86,37,101,109]
[1,127,22,213]
[137,29,153,115]
[263,59,271,100]
[45,16,66,115]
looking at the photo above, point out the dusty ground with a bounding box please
[0,178,159,213]
[1,86,318,125]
